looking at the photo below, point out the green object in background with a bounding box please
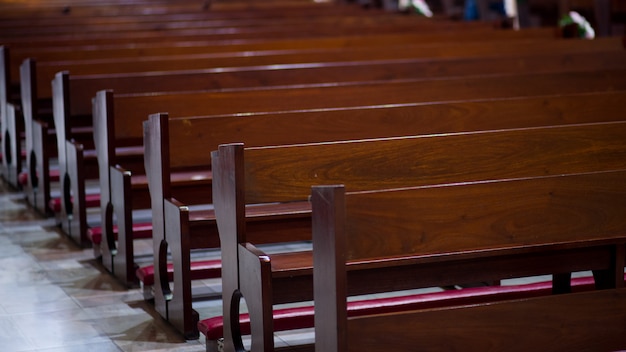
[398,0,433,17]
[559,11,596,39]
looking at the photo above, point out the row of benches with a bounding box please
[217,114,626,349]
[3,0,626,351]
[118,14,624,352]
[135,6,626,349]
[6,32,625,248]
[6,0,624,209]
[97,63,626,287]
[2,5,541,215]
[1,1,571,276]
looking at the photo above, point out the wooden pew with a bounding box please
[0,1,362,28]
[3,16,434,179]
[5,18,550,213]
[310,170,626,352]
[0,24,596,182]
[9,25,559,210]
[2,1,492,187]
[0,0,323,20]
[53,46,626,248]
[8,22,557,104]
[0,13,503,49]
[2,15,442,44]
[0,2,448,179]
[4,10,404,38]
[0,0,549,156]
[92,68,626,289]
[145,90,626,339]
[209,120,626,350]
[0,15,547,93]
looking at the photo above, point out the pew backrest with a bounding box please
[152,89,626,207]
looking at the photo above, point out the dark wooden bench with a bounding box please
[0,1,361,27]
[93,67,626,288]
[4,26,610,193]
[7,23,557,210]
[2,16,553,228]
[141,88,626,340]
[209,120,626,350]
[3,15,445,45]
[310,170,626,352]
[4,15,436,182]
[51,43,626,248]
[1,1,499,187]
[0,0,326,20]
[5,9,407,38]
[0,13,541,49]
[92,66,626,283]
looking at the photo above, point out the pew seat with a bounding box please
[46,145,144,216]
[136,259,222,289]
[86,222,153,246]
[18,168,59,187]
[48,193,100,213]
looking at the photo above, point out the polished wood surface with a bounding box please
[311,170,626,351]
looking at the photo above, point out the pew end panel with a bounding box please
[140,112,220,330]
[143,113,169,304]
[0,46,8,122]
[108,164,144,287]
[143,112,214,248]
[20,58,49,214]
[52,71,70,175]
[52,71,72,221]
[92,89,115,254]
[93,89,141,285]
[311,185,346,352]
[235,242,275,352]
[3,103,23,188]
[163,197,200,340]
[211,145,245,352]
[52,71,100,248]
[65,139,91,247]
[28,119,52,215]
[53,70,101,243]
[0,45,10,180]
[311,170,626,352]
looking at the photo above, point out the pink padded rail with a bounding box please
[18,169,60,186]
[135,259,222,286]
[87,222,152,245]
[198,274,623,341]
[48,193,100,213]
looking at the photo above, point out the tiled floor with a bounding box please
[0,176,323,352]
[0,179,209,352]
